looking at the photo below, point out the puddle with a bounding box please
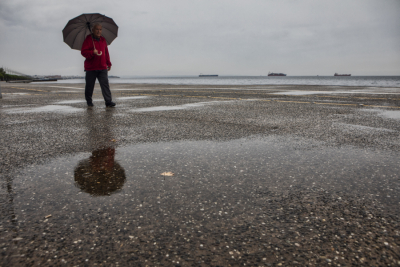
[116,96,150,100]
[46,86,84,89]
[273,90,400,96]
[55,99,103,104]
[354,87,400,94]
[378,110,400,120]
[130,101,231,112]
[53,97,149,104]
[111,88,149,91]
[3,93,29,95]
[4,105,84,114]
[9,136,400,214]
[3,135,400,265]
[334,123,396,133]
[1,104,38,108]
[272,91,339,96]
[51,91,83,93]
[130,105,188,112]
[2,120,36,125]
[363,109,400,120]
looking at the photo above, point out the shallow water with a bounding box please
[273,88,400,95]
[116,96,150,100]
[4,105,84,114]
[334,123,396,133]
[55,99,103,104]
[37,76,400,87]
[129,101,232,112]
[3,135,400,266]
[10,136,400,217]
[47,85,84,89]
[363,109,400,120]
[3,93,30,95]
[378,110,400,120]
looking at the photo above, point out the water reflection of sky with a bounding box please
[4,105,84,114]
[363,109,400,120]
[11,135,400,216]
[129,101,233,112]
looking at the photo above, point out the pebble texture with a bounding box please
[1,83,399,266]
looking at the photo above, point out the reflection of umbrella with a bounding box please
[74,148,126,196]
[62,13,118,50]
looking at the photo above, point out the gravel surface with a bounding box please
[1,82,400,266]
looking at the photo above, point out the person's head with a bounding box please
[92,23,102,38]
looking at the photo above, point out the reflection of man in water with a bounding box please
[74,147,126,196]
[81,23,116,107]
[74,109,125,196]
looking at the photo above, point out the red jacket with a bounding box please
[81,35,112,71]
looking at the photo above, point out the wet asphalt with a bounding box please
[1,82,400,266]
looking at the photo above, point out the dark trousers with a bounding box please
[85,69,112,104]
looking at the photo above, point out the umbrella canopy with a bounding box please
[62,13,118,50]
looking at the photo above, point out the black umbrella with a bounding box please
[62,13,118,50]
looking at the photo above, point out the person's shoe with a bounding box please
[87,103,94,107]
[106,102,116,107]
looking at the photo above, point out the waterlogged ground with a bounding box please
[1,83,400,266]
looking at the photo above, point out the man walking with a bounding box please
[81,23,116,107]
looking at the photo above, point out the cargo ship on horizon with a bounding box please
[199,74,218,77]
[268,72,286,76]
[334,73,351,76]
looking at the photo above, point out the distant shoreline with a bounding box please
[31,76,400,88]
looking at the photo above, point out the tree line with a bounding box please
[0,68,30,81]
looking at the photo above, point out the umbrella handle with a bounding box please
[87,22,102,56]
[91,37,102,56]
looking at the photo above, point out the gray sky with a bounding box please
[1,0,399,76]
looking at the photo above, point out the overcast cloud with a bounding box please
[0,0,399,76]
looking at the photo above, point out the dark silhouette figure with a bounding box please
[74,147,126,196]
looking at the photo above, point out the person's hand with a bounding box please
[107,66,111,71]
[94,49,102,56]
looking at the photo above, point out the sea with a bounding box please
[50,76,400,88]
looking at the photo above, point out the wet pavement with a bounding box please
[1,82,400,266]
